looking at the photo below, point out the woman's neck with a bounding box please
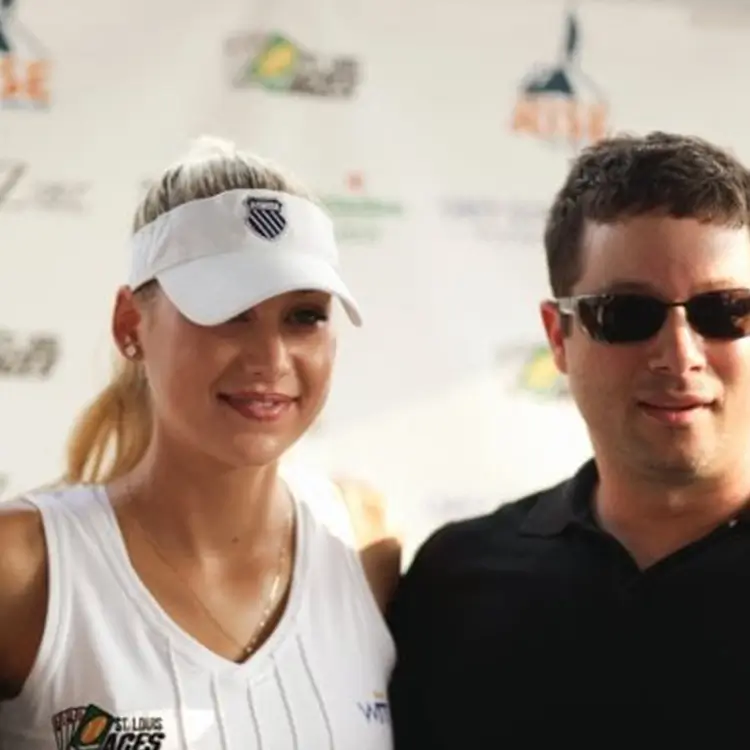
[113,437,286,558]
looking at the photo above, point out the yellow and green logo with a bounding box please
[246,33,300,92]
[517,345,569,398]
[226,31,359,98]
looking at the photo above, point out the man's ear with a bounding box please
[540,300,568,375]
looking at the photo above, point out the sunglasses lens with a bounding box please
[578,295,666,343]
[688,291,750,340]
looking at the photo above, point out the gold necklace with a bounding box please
[126,489,294,660]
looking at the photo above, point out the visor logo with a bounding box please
[244,196,287,240]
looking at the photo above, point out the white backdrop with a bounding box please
[3,0,750,554]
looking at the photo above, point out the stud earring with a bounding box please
[123,340,140,359]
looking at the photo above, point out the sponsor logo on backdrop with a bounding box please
[224,31,360,99]
[0,329,61,378]
[440,198,547,244]
[322,172,404,244]
[0,0,50,109]
[510,10,609,148]
[496,343,569,399]
[517,345,569,397]
[0,160,90,212]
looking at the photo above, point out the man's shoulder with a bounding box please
[387,477,574,632]
[409,476,572,577]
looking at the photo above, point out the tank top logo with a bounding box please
[52,704,166,750]
[356,691,391,726]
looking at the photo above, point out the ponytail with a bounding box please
[64,357,152,484]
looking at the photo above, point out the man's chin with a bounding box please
[637,445,714,484]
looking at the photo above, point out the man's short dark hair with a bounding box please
[544,131,750,298]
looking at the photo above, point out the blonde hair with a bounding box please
[64,136,317,484]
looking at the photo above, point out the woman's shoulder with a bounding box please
[0,499,47,700]
[0,496,47,570]
[282,461,402,611]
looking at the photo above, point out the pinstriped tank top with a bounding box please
[0,466,395,749]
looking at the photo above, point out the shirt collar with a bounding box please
[519,460,599,537]
[519,458,750,538]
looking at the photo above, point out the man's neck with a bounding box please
[593,462,750,569]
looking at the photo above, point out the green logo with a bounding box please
[322,174,404,244]
[68,705,116,750]
[225,31,359,98]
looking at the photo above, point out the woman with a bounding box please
[0,137,400,749]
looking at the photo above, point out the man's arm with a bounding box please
[387,529,450,749]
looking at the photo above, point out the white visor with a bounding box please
[128,189,361,326]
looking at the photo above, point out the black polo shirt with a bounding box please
[387,460,750,747]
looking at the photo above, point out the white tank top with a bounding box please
[0,467,395,750]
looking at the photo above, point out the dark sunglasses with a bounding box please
[555,289,750,344]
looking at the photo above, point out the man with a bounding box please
[388,132,750,745]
